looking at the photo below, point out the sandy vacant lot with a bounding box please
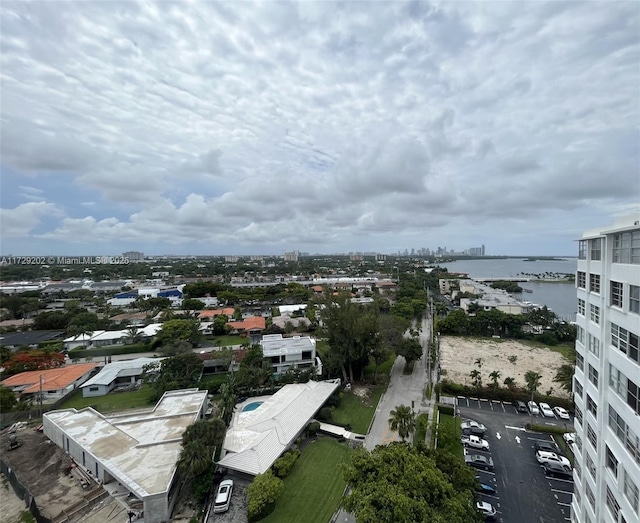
[439,337,570,398]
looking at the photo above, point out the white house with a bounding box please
[80,357,163,397]
[260,334,318,375]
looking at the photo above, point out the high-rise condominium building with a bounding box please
[571,214,640,523]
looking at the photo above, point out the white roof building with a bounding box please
[260,334,317,375]
[218,379,340,476]
[80,357,164,397]
[43,389,208,523]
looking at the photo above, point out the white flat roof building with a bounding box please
[80,357,164,397]
[43,388,208,523]
[260,334,317,375]
[218,379,340,476]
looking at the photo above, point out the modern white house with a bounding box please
[260,334,318,375]
[80,357,163,397]
[43,389,208,523]
[571,215,640,523]
[63,324,163,351]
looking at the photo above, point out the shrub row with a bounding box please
[526,423,572,435]
[272,450,300,479]
[437,404,455,416]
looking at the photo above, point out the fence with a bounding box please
[1,457,52,523]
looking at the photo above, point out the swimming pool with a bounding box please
[242,401,264,412]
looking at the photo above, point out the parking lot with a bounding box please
[455,396,574,523]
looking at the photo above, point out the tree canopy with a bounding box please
[154,319,202,348]
[141,352,204,400]
[343,443,482,523]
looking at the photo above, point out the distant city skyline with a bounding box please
[1,2,638,257]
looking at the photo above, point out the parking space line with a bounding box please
[480,493,500,500]
[551,488,573,494]
[557,502,572,507]
[545,476,573,483]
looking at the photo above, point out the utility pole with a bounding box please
[39,374,44,418]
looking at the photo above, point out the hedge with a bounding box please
[272,450,300,478]
[68,342,151,359]
[437,404,455,416]
[526,423,573,435]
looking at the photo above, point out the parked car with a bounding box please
[461,420,487,432]
[461,434,490,451]
[213,479,234,513]
[462,426,487,437]
[563,432,576,444]
[554,406,571,420]
[476,482,497,495]
[515,400,528,413]
[465,453,494,471]
[476,501,497,521]
[528,401,540,415]
[543,461,573,478]
[536,450,572,468]
[539,402,555,417]
[534,440,560,454]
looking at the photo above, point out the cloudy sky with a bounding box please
[1,1,638,257]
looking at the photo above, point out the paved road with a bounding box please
[334,313,434,523]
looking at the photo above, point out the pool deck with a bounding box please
[232,396,272,425]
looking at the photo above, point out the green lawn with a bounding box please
[59,385,155,413]
[331,385,385,434]
[436,412,464,459]
[517,339,575,360]
[261,438,350,523]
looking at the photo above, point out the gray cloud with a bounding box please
[1,0,638,254]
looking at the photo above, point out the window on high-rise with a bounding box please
[586,394,597,418]
[588,334,600,357]
[611,323,640,364]
[589,238,601,260]
[586,452,596,478]
[630,285,640,314]
[627,378,640,415]
[574,376,584,397]
[610,280,623,308]
[579,240,587,260]
[608,405,640,466]
[575,404,583,426]
[609,363,625,397]
[606,486,621,521]
[623,469,639,512]
[589,273,600,293]
[588,364,599,387]
[577,325,585,344]
[587,423,598,448]
[575,433,583,453]
[577,271,586,288]
[612,230,640,264]
[578,298,585,315]
[576,353,584,372]
[606,445,618,478]
[590,303,600,324]
[586,484,595,509]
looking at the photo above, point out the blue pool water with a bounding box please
[242,401,264,412]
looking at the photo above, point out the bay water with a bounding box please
[438,258,577,321]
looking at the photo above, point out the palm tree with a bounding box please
[178,440,210,478]
[503,377,516,390]
[489,370,501,388]
[524,370,542,400]
[553,364,574,393]
[470,369,482,388]
[122,327,142,345]
[388,405,416,442]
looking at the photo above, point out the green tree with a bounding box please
[178,440,210,478]
[212,314,231,336]
[0,386,17,412]
[343,443,482,523]
[141,352,204,400]
[489,370,501,388]
[388,405,416,442]
[318,291,380,383]
[396,337,423,367]
[182,298,206,310]
[155,319,202,348]
[503,377,516,390]
[246,470,284,522]
[470,369,482,388]
[524,370,542,398]
[553,364,574,393]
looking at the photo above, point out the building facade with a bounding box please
[260,334,317,375]
[572,215,640,523]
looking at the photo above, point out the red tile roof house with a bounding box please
[226,316,266,336]
[1,363,100,404]
[197,307,235,320]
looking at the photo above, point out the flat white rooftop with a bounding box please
[81,357,163,387]
[44,389,207,499]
